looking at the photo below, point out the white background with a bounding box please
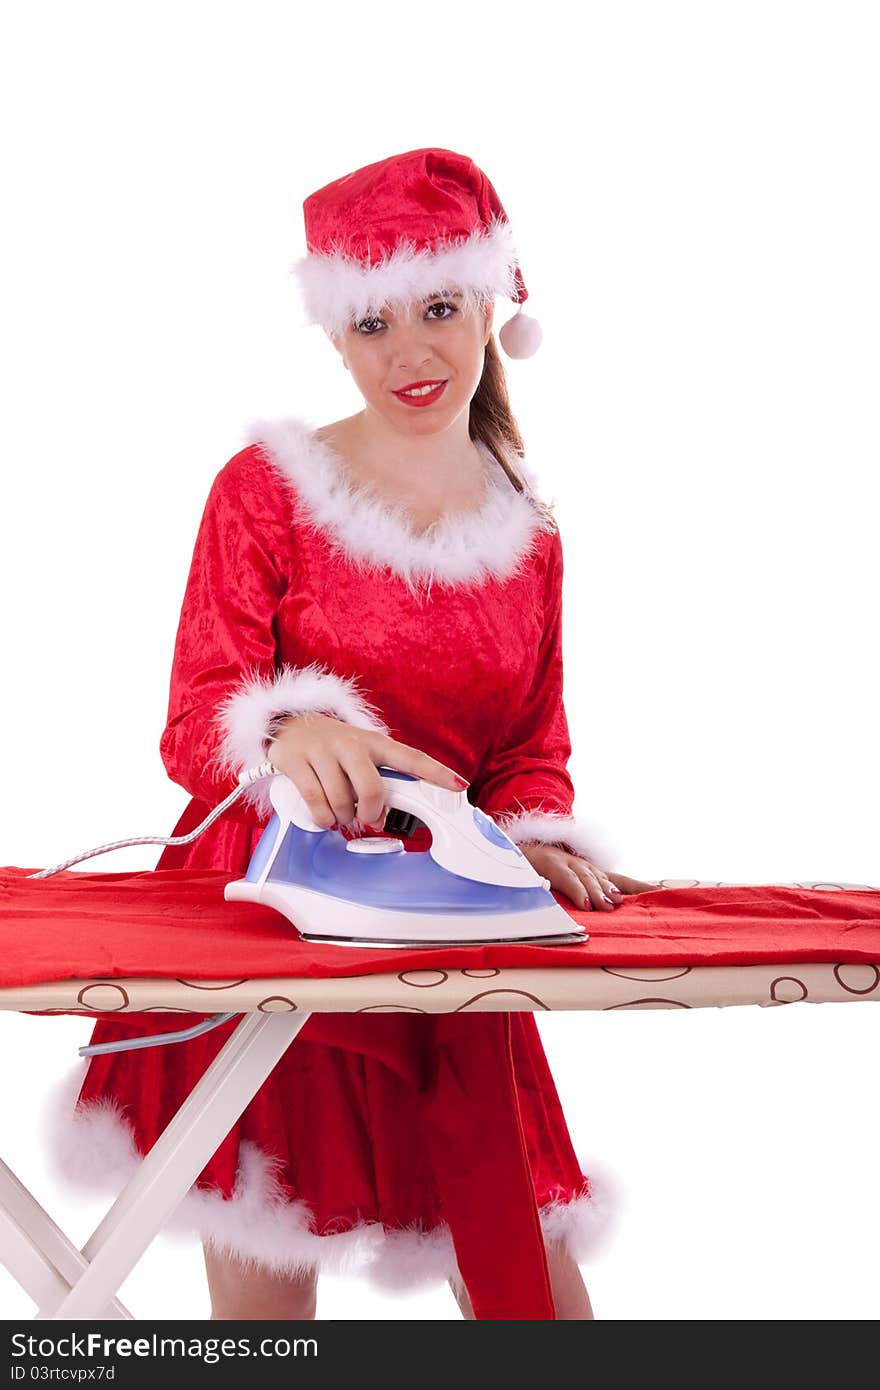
[1,0,877,1321]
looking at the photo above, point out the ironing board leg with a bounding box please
[0,1157,132,1319]
[34,1010,311,1320]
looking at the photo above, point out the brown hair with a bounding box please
[469,328,557,532]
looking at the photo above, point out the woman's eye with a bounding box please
[354,301,457,335]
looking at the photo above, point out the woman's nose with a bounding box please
[392,320,435,359]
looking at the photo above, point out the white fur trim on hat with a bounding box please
[291,216,521,338]
[41,1062,618,1292]
[209,660,391,821]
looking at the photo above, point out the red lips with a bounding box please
[392,381,448,408]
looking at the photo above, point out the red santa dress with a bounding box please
[45,415,614,1296]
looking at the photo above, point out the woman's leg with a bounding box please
[203,1242,319,1320]
[449,1240,594,1320]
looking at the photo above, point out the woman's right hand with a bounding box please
[265,712,469,832]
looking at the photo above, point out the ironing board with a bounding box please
[1,866,878,1321]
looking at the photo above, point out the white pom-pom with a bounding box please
[499,308,542,359]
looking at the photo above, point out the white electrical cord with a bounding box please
[23,761,279,1057]
[26,761,279,880]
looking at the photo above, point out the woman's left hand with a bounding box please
[518,844,660,912]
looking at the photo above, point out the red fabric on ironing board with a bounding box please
[2,865,879,989]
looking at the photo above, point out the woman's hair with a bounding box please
[469,316,556,532]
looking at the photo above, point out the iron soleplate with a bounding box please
[297,929,589,949]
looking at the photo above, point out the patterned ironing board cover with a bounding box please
[1,879,877,1015]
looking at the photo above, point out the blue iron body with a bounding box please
[225,765,587,948]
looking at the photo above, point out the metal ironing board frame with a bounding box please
[0,1010,309,1319]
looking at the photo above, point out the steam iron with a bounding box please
[224,766,588,948]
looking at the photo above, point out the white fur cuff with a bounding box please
[495,808,619,870]
[209,661,391,820]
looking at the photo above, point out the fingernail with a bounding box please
[454,775,469,788]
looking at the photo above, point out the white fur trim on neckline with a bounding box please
[291,217,521,337]
[244,415,554,598]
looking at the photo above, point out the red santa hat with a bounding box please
[290,147,542,359]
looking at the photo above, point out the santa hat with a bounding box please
[290,147,542,359]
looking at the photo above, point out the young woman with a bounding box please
[50,147,655,1320]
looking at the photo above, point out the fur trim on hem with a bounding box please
[42,1064,618,1289]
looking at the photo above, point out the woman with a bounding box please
[49,147,655,1320]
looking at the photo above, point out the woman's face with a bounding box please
[329,289,495,434]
